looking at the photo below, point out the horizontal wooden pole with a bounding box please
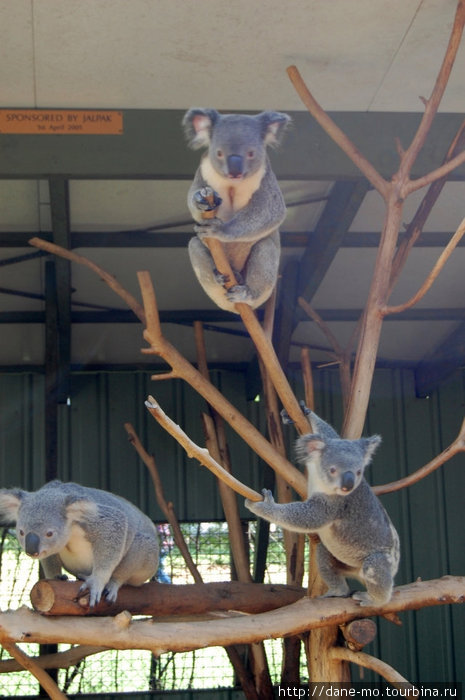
[30,579,306,617]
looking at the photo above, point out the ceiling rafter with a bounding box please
[1,111,465,180]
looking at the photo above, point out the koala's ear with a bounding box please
[308,411,340,440]
[0,489,26,524]
[295,434,326,463]
[257,111,291,146]
[65,498,99,522]
[360,435,382,465]
[182,108,220,149]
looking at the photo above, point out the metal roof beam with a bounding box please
[297,180,370,303]
[0,110,465,180]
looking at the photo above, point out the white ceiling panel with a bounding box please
[0,0,454,112]
[69,181,191,232]
[0,2,35,107]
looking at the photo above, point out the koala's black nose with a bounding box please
[25,532,40,556]
[227,155,244,178]
[341,471,355,492]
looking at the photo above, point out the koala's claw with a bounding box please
[261,488,274,502]
[213,269,230,286]
[103,581,120,603]
[244,488,274,514]
[194,220,222,239]
[79,578,104,608]
[226,284,252,303]
[281,401,311,425]
[193,187,222,211]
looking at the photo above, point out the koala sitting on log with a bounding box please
[0,480,159,607]
[183,108,290,313]
[246,410,400,607]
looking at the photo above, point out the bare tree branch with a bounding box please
[374,417,465,495]
[382,215,465,316]
[29,237,145,323]
[0,645,105,674]
[1,577,463,655]
[144,395,262,502]
[399,0,465,185]
[389,118,465,294]
[1,641,67,700]
[136,270,307,497]
[203,237,312,435]
[124,422,203,583]
[403,149,465,196]
[330,647,414,688]
[286,65,389,198]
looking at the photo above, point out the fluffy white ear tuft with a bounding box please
[361,435,382,465]
[0,490,24,523]
[295,435,326,464]
[66,499,98,522]
[191,114,212,145]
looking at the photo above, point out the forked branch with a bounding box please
[329,647,414,688]
[382,215,465,316]
[137,270,307,497]
[144,395,262,502]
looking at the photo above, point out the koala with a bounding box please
[0,480,159,607]
[183,108,290,313]
[245,411,400,607]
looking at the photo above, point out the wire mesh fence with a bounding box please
[0,522,309,695]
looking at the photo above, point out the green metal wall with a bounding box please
[0,366,464,684]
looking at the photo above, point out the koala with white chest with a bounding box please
[245,411,400,606]
[183,108,290,313]
[0,480,159,607]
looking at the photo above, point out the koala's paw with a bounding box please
[193,187,222,212]
[79,576,106,608]
[213,269,230,286]
[194,220,223,239]
[352,591,376,607]
[226,284,253,304]
[245,489,275,515]
[281,401,311,426]
[103,580,120,604]
[321,587,351,599]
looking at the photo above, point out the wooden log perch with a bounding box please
[30,580,305,617]
[340,619,377,652]
[0,577,460,655]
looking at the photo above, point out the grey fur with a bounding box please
[245,411,400,607]
[183,108,290,313]
[0,480,159,607]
